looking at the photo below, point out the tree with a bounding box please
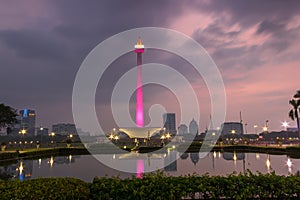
[294,90,300,98]
[0,103,18,133]
[289,91,300,137]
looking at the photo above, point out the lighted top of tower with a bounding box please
[134,37,144,50]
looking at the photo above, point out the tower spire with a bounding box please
[134,37,145,127]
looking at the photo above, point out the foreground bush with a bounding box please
[0,177,90,199]
[1,172,300,199]
[90,171,300,199]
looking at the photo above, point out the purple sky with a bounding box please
[1,0,299,133]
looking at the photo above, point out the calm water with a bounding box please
[1,151,299,182]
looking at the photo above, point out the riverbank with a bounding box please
[1,172,300,199]
[1,144,300,162]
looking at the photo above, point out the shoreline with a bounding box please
[1,144,300,163]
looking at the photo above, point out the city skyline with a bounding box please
[1,1,300,132]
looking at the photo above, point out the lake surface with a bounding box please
[1,151,299,182]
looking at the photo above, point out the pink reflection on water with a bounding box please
[136,159,144,178]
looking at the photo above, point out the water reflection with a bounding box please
[256,153,260,160]
[190,153,199,166]
[266,155,271,173]
[48,156,54,167]
[1,151,300,182]
[287,158,292,174]
[136,160,144,178]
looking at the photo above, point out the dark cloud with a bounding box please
[1,0,299,131]
[256,20,286,35]
[196,0,300,27]
[0,29,68,61]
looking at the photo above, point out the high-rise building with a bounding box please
[178,124,188,135]
[52,123,77,136]
[189,118,198,135]
[134,37,145,128]
[19,109,36,135]
[163,113,176,135]
[221,122,244,135]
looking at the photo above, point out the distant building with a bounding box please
[189,118,198,135]
[36,127,49,136]
[163,113,176,135]
[221,122,244,135]
[287,127,298,132]
[178,124,188,135]
[19,109,36,135]
[52,123,77,136]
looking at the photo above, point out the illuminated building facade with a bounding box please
[19,109,36,135]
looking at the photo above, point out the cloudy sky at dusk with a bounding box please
[1,0,299,133]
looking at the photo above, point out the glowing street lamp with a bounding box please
[18,129,27,149]
[49,132,55,147]
[109,134,114,140]
[281,121,290,131]
[166,133,171,139]
[263,126,268,132]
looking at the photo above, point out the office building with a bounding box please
[52,123,77,136]
[178,124,188,135]
[221,122,244,135]
[189,118,198,135]
[163,113,176,135]
[19,109,36,135]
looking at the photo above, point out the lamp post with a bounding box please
[18,129,26,150]
[231,129,236,145]
[254,125,258,134]
[281,121,290,144]
[49,132,55,147]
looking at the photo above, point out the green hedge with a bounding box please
[1,172,300,199]
[0,177,90,199]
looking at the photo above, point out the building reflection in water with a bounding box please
[190,153,199,166]
[14,160,33,181]
[180,153,189,160]
[223,152,246,170]
[164,150,177,171]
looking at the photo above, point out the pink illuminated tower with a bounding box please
[134,37,145,127]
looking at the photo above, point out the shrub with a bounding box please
[0,177,90,199]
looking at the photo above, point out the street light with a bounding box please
[49,132,55,147]
[109,134,114,140]
[281,121,290,131]
[166,133,171,140]
[18,129,27,150]
[263,126,268,132]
